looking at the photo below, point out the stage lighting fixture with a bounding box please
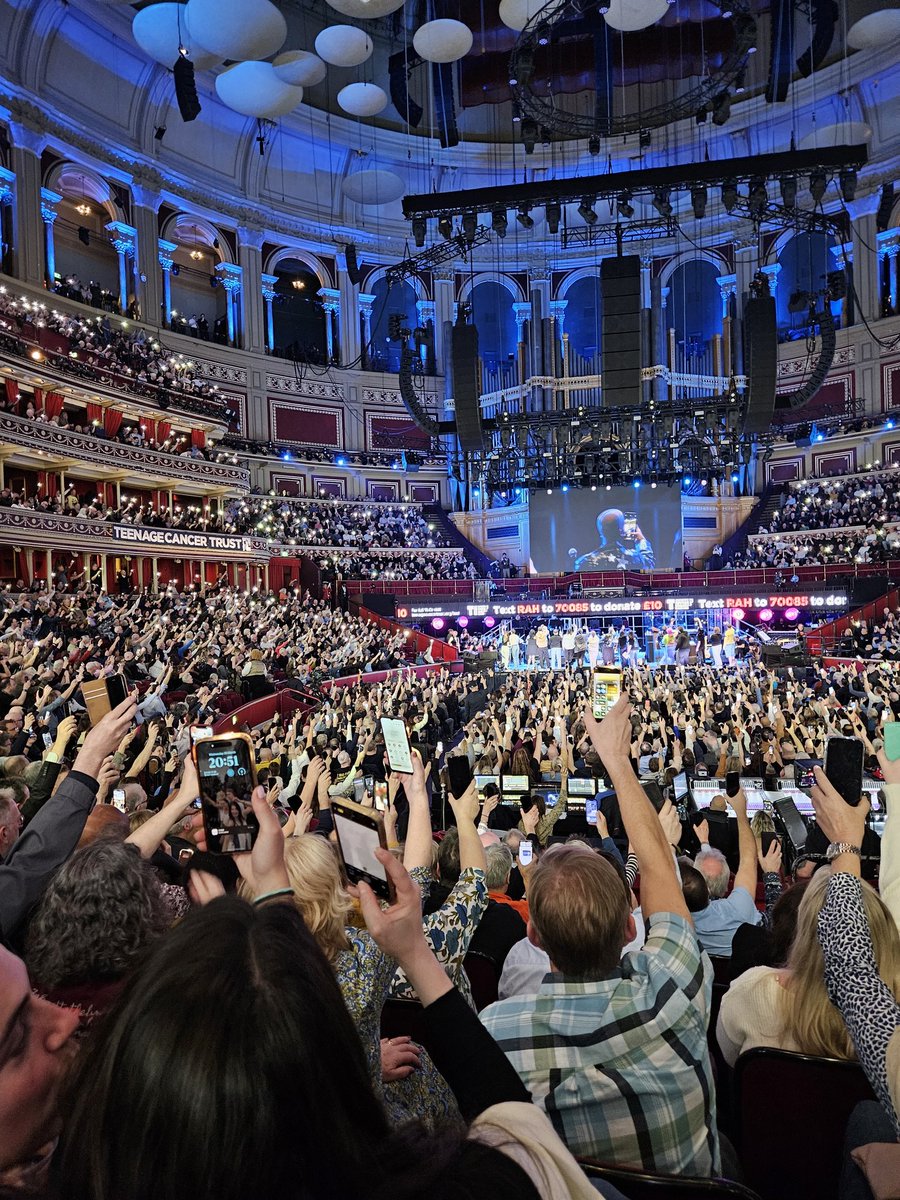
[437,216,453,240]
[588,135,601,155]
[780,175,797,207]
[577,197,598,225]
[748,178,767,218]
[617,193,634,218]
[840,168,857,202]
[695,106,707,125]
[411,216,426,247]
[652,189,672,218]
[827,270,846,300]
[721,182,739,212]
[461,211,477,239]
[639,129,651,148]
[545,199,561,233]
[711,90,731,125]
[691,185,707,219]
[787,289,809,314]
[522,117,538,154]
[492,206,508,238]
[809,170,827,204]
[734,68,746,94]
[154,125,166,142]
[516,207,534,229]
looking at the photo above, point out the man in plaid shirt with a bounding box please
[481,696,720,1177]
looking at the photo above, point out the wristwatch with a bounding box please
[826,842,861,862]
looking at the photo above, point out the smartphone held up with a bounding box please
[192,732,259,853]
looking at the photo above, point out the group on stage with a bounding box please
[496,619,740,671]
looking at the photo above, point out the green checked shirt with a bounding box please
[480,913,720,1177]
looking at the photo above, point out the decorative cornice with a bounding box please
[266,376,345,400]
[0,411,250,490]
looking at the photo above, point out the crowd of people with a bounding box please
[767,471,900,537]
[314,548,478,582]
[219,432,444,469]
[734,527,900,569]
[0,580,898,1197]
[0,290,225,419]
[228,499,450,550]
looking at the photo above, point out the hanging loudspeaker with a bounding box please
[173,56,202,122]
[344,243,361,285]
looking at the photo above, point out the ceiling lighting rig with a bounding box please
[402,145,867,245]
[385,226,491,287]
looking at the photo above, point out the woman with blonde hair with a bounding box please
[717,868,900,1066]
[243,754,488,1127]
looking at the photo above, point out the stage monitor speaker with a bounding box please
[743,295,778,435]
[344,243,361,285]
[452,322,485,452]
[173,55,201,122]
[601,255,641,408]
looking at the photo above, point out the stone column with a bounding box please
[759,262,781,298]
[432,270,455,370]
[0,168,13,275]
[716,273,737,319]
[9,123,46,288]
[237,227,266,353]
[877,231,900,314]
[105,221,137,314]
[158,239,177,325]
[215,262,243,347]
[512,301,531,343]
[131,185,163,325]
[261,273,278,352]
[848,192,881,325]
[40,189,62,289]
[416,298,436,373]
[358,292,375,368]
[319,287,341,364]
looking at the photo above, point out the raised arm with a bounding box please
[583,697,689,922]
[728,786,758,897]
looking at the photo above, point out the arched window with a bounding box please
[367,278,418,373]
[470,280,517,392]
[776,231,838,339]
[563,275,603,373]
[271,259,327,363]
[667,260,722,376]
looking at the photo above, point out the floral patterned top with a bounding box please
[390,865,489,1007]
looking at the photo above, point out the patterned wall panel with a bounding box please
[409,483,437,502]
[882,361,900,413]
[365,411,431,451]
[765,456,804,484]
[269,400,343,448]
[269,473,306,496]
[812,447,855,477]
[366,480,400,502]
[311,476,346,498]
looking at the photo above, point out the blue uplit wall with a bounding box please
[668,260,721,364]
[470,281,517,369]
[564,275,603,367]
[776,231,838,338]
[369,278,418,372]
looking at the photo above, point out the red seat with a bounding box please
[733,1047,875,1200]
[463,951,499,1011]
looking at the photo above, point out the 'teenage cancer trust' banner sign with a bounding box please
[112,525,248,554]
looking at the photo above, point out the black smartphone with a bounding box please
[761,831,780,856]
[725,771,741,798]
[446,754,474,800]
[824,736,865,808]
[641,780,667,813]
[331,798,395,900]
[192,733,259,854]
[106,673,129,709]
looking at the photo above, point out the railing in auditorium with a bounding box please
[0,411,250,489]
[807,587,900,655]
[351,604,460,663]
[343,562,900,599]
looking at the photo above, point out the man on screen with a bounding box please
[572,508,655,571]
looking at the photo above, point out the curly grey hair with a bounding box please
[25,837,175,991]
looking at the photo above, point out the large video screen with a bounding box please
[529,486,683,573]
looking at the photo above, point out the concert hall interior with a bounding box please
[0,1,900,1197]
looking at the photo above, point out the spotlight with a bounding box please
[639,129,651,148]
[522,117,538,154]
[652,189,672,218]
[492,206,508,238]
[461,211,477,239]
[411,216,426,247]
[617,193,634,218]
[437,216,453,240]
[780,176,797,208]
[695,106,707,125]
[546,199,561,234]
[721,182,739,212]
[711,90,731,125]
[690,185,707,220]
[588,135,601,155]
[577,197,598,225]
[516,207,534,229]
[809,170,827,205]
[788,289,809,314]
[154,125,166,142]
[748,178,767,218]
[839,168,857,203]
[734,68,746,94]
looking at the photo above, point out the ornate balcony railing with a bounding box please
[0,508,269,561]
[0,412,250,490]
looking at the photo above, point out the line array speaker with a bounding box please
[344,243,361,285]
[451,322,484,452]
[743,294,778,434]
[601,255,641,408]
[173,56,201,122]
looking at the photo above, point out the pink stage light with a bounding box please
[457,616,469,628]
[483,615,496,628]
[784,607,800,622]
[731,608,745,623]
[431,617,445,631]
[759,608,774,623]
